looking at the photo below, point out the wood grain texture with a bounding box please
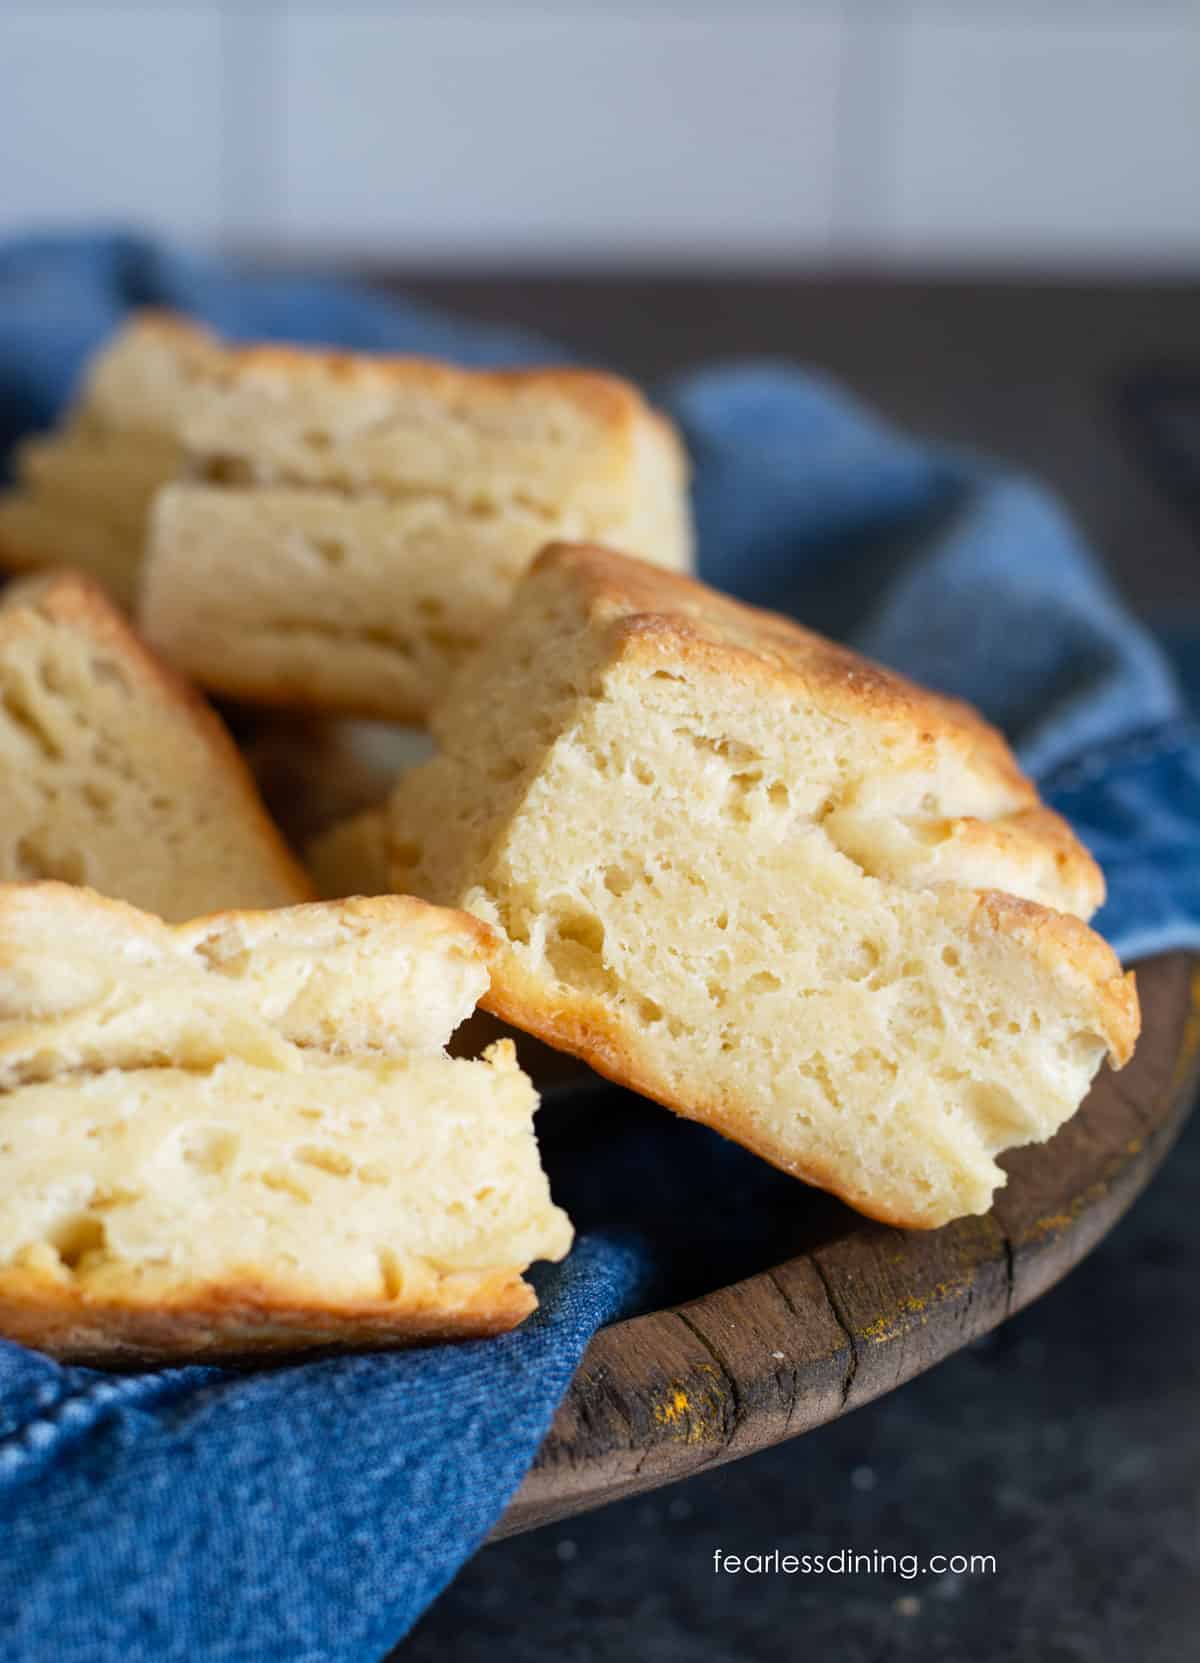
[497,952,1200,1537]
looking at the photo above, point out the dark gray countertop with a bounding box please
[374,276,1200,1661]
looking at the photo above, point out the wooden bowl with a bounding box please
[498,951,1200,1537]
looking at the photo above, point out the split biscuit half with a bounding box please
[0,884,571,1362]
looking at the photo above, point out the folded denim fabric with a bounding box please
[0,234,1197,1663]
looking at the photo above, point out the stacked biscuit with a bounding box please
[0,314,219,607]
[0,570,312,919]
[0,570,571,1360]
[1,313,693,718]
[140,346,693,721]
[0,886,571,1361]
[0,315,1138,1364]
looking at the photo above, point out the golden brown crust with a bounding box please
[191,342,662,432]
[177,887,500,966]
[112,309,216,350]
[0,1262,535,1365]
[74,310,223,433]
[59,312,677,445]
[480,972,1132,1231]
[824,802,1106,921]
[480,967,933,1228]
[971,889,1140,1066]
[0,877,497,969]
[69,307,218,387]
[532,542,1038,809]
[957,806,1105,914]
[0,570,316,903]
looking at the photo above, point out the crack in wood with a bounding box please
[1001,1230,1016,1318]
[572,1372,640,1470]
[672,1310,743,1454]
[763,1269,805,1434]
[807,1254,859,1411]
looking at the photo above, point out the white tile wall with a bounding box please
[271,9,845,259]
[883,15,1200,262]
[0,7,226,239]
[0,3,1198,265]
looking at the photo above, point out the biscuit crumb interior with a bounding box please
[0,889,572,1357]
[385,549,1136,1228]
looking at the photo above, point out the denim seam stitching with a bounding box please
[0,1372,199,1482]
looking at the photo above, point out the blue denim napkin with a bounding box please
[1,235,1198,1663]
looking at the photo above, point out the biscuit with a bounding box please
[241,715,433,849]
[0,570,312,919]
[378,543,1138,1229]
[0,312,219,606]
[139,347,693,720]
[309,805,392,900]
[0,884,571,1362]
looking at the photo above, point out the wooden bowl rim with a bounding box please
[498,951,1200,1538]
